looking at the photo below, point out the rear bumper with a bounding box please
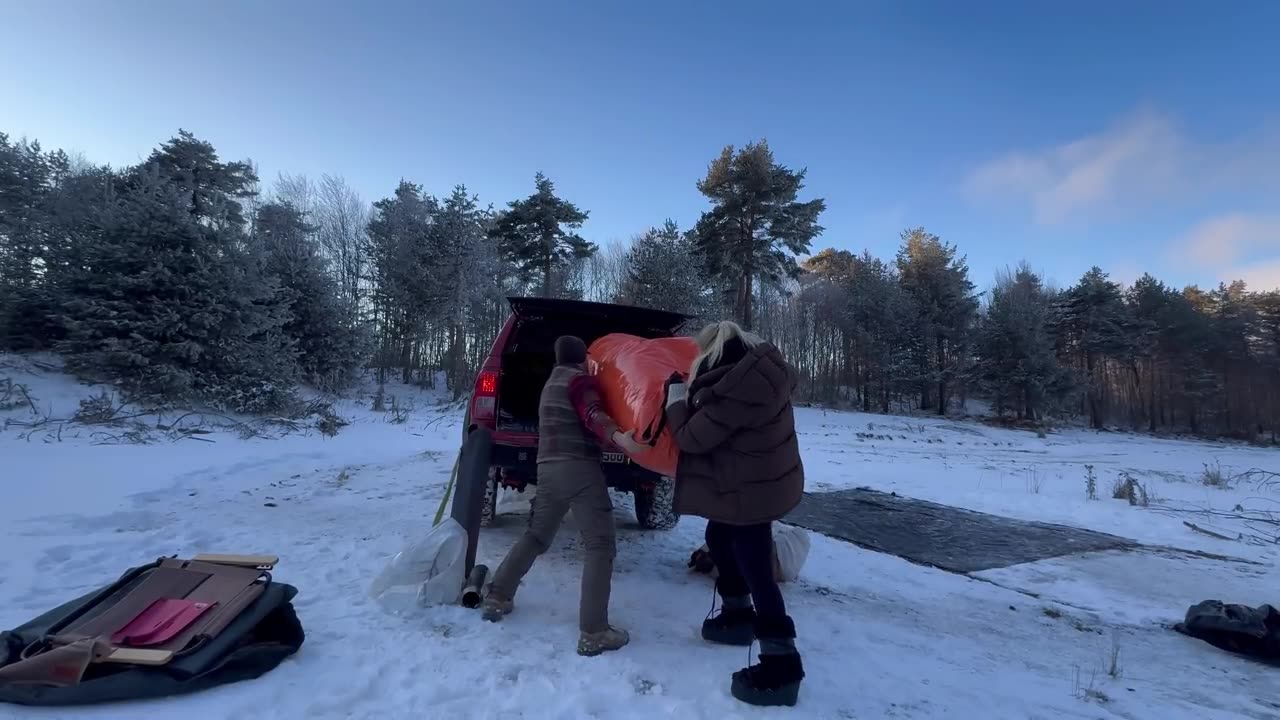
[484,431,659,492]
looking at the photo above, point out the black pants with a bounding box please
[705,520,787,625]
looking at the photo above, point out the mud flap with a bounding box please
[451,427,493,578]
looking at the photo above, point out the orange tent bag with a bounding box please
[587,333,699,477]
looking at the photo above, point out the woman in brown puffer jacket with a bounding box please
[664,320,805,708]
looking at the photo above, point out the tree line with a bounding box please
[1,131,1277,442]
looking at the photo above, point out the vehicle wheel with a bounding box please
[634,476,680,530]
[480,468,499,527]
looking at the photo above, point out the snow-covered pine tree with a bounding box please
[252,200,368,391]
[620,219,711,317]
[57,164,295,412]
[365,181,442,382]
[0,134,56,349]
[146,130,258,232]
[428,185,499,397]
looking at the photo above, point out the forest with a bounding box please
[1,130,1277,442]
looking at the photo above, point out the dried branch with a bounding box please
[424,413,452,431]
[1182,521,1237,542]
[1230,468,1280,492]
[0,377,42,419]
[1152,502,1279,546]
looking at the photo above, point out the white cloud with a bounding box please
[1173,213,1280,291]
[1177,214,1280,266]
[965,110,1280,225]
[1235,259,1280,292]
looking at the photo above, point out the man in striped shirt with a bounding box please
[483,336,644,657]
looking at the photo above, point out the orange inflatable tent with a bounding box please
[588,333,699,477]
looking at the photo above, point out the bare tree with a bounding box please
[274,172,315,216]
[584,239,630,303]
[315,174,369,319]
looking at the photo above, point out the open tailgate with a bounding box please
[507,297,690,336]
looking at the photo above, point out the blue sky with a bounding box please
[3,0,1279,291]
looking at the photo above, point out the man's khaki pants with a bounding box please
[487,460,617,632]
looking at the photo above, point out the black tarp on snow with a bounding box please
[785,487,1136,573]
[1175,600,1280,665]
[0,560,305,706]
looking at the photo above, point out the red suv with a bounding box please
[462,297,688,530]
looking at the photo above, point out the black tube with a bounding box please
[461,564,489,609]
[452,427,493,577]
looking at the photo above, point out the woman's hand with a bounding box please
[666,381,688,408]
[691,388,711,409]
[611,429,646,455]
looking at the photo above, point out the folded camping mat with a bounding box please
[0,556,304,706]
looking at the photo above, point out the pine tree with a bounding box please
[1257,291,1280,442]
[0,134,55,348]
[1126,273,1173,432]
[1054,267,1135,429]
[691,140,825,330]
[620,219,709,316]
[810,249,917,411]
[1175,286,1223,433]
[144,130,258,230]
[895,228,978,414]
[253,201,367,390]
[489,173,592,297]
[1205,281,1262,433]
[975,264,1070,420]
[58,167,295,411]
[365,181,440,381]
[430,185,499,396]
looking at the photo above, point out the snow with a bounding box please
[2,356,1278,719]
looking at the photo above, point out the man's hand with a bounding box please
[611,429,646,456]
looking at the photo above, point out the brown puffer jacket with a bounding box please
[666,342,804,526]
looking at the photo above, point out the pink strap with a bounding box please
[111,598,217,647]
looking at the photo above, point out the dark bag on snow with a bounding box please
[1174,600,1280,664]
[0,555,304,706]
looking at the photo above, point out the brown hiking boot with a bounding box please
[577,626,630,656]
[481,595,513,623]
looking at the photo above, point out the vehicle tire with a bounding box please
[634,476,680,530]
[480,468,499,527]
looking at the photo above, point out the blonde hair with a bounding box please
[689,320,762,381]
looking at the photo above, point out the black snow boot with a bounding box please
[731,616,804,707]
[702,592,756,646]
[703,607,757,646]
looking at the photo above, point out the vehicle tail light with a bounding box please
[472,370,498,421]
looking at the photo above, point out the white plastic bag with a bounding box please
[771,525,810,583]
[689,524,811,583]
[368,518,467,614]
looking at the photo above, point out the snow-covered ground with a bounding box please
[2,356,1278,719]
